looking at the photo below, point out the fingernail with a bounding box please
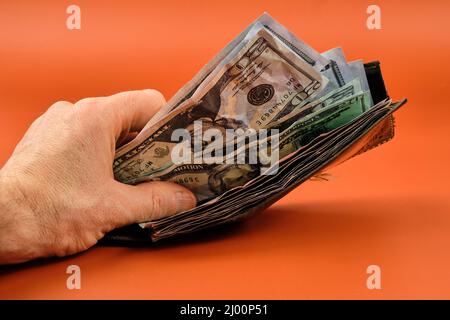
[175,191,197,212]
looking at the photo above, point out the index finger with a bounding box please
[76,89,166,141]
[105,89,166,139]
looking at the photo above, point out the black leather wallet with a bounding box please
[101,61,406,245]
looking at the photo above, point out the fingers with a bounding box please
[75,89,166,141]
[109,181,197,228]
[105,89,166,135]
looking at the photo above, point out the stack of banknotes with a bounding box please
[107,13,407,242]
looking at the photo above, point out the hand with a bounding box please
[0,89,196,264]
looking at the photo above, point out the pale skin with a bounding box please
[0,89,197,265]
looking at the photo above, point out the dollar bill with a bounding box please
[142,12,332,130]
[197,78,363,162]
[113,26,327,183]
[348,59,373,105]
[259,48,351,125]
[321,47,354,85]
[276,90,371,158]
[140,91,370,203]
[266,78,362,130]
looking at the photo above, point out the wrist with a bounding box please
[0,169,40,264]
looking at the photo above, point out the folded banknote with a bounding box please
[102,13,407,244]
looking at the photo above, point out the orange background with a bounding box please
[1,0,450,299]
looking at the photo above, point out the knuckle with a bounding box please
[75,97,101,109]
[145,89,166,104]
[50,100,72,109]
[73,98,105,125]
[150,190,168,218]
[45,100,73,116]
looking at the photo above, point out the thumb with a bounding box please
[110,181,197,227]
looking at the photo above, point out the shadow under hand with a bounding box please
[101,195,426,253]
[1,195,432,271]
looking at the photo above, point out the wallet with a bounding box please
[101,61,407,245]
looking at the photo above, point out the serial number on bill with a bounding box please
[180,304,268,317]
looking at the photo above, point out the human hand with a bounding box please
[0,89,196,264]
